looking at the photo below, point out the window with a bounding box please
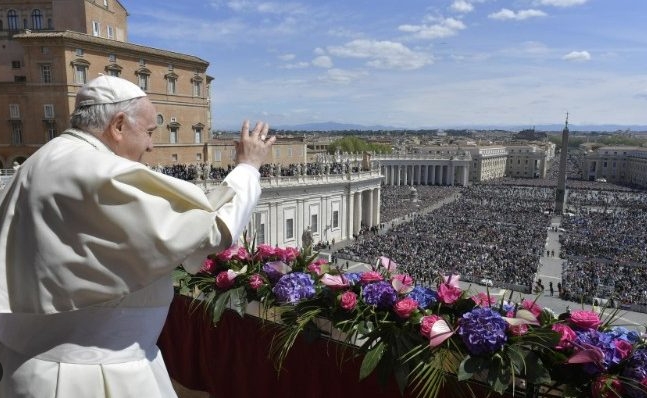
[274,148,281,157]
[43,104,54,119]
[47,125,57,140]
[194,127,202,143]
[288,148,293,157]
[167,76,176,94]
[40,64,52,83]
[41,46,49,54]
[192,78,202,96]
[31,9,43,29]
[156,114,164,125]
[169,128,178,144]
[9,104,20,119]
[75,48,84,56]
[92,21,100,36]
[107,25,114,39]
[106,67,120,77]
[74,64,87,84]
[171,154,178,162]
[11,123,23,145]
[108,54,116,62]
[230,149,236,159]
[214,151,222,162]
[137,71,149,91]
[332,210,339,228]
[255,214,266,245]
[11,60,20,69]
[104,0,108,6]
[196,153,202,161]
[285,218,294,239]
[310,214,318,233]
[8,10,18,31]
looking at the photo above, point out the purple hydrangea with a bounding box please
[344,272,362,286]
[607,326,642,344]
[407,286,438,309]
[272,272,316,304]
[457,307,508,356]
[262,261,287,283]
[574,329,626,374]
[621,349,647,398]
[362,281,397,310]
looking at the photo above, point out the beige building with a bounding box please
[504,144,550,178]
[466,146,507,182]
[583,146,647,187]
[0,0,213,168]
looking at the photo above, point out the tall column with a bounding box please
[430,164,436,185]
[422,165,427,185]
[463,165,469,186]
[555,116,570,214]
[395,166,400,186]
[353,191,362,235]
[449,164,455,186]
[347,189,354,239]
[366,189,374,227]
[373,187,380,226]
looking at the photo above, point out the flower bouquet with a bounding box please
[173,240,647,398]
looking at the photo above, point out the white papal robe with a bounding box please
[0,129,261,397]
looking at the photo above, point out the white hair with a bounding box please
[70,97,145,135]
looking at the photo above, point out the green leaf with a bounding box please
[523,350,552,385]
[211,289,232,325]
[359,341,386,380]
[457,355,485,381]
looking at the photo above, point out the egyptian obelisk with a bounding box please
[554,113,569,214]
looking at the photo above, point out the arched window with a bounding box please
[8,10,19,31]
[31,9,43,30]
[136,68,151,91]
[70,58,90,84]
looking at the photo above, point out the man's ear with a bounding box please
[108,112,127,142]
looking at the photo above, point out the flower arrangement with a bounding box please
[173,241,647,398]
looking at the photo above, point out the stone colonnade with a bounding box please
[347,187,380,236]
[380,163,470,186]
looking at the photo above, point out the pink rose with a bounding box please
[420,315,442,338]
[614,339,633,361]
[438,283,462,304]
[201,258,216,273]
[360,271,383,284]
[521,299,543,318]
[339,291,357,311]
[592,375,622,398]
[307,263,323,275]
[248,273,263,290]
[281,247,300,262]
[393,297,418,319]
[569,310,602,330]
[509,324,529,336]
[216,246,237,262]
[472,292,496,307]
[256,244,276,260]
[552,323,577,350]
[234,246,250,261]
[215,271,235,289]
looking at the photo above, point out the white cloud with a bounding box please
[278,53,296,61]
[227,1,306,15]
[327,39,432,70]
[319,68,368,84]
[562,50,591,62]
[536,0,588,7]
[282,61,309,69]
[312,55,333,68]
[398,17,466,40]
[489,8,547,21]
[314,47,326,55]
[450,0,474,13]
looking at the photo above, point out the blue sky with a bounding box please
[122,0,647,130]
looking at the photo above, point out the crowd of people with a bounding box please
[336,184,553,290]
[379,185,461,222]
[559,191,647,305]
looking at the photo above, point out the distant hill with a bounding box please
[222,121,647,133]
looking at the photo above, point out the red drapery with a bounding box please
[158,295,510,398]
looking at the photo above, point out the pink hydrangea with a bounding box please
[281,247,300,262]
[215,270,235,289]
[307,263,323,275]
[509,324,529,336]
[256,244,277,260]
[201,258,216,273]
